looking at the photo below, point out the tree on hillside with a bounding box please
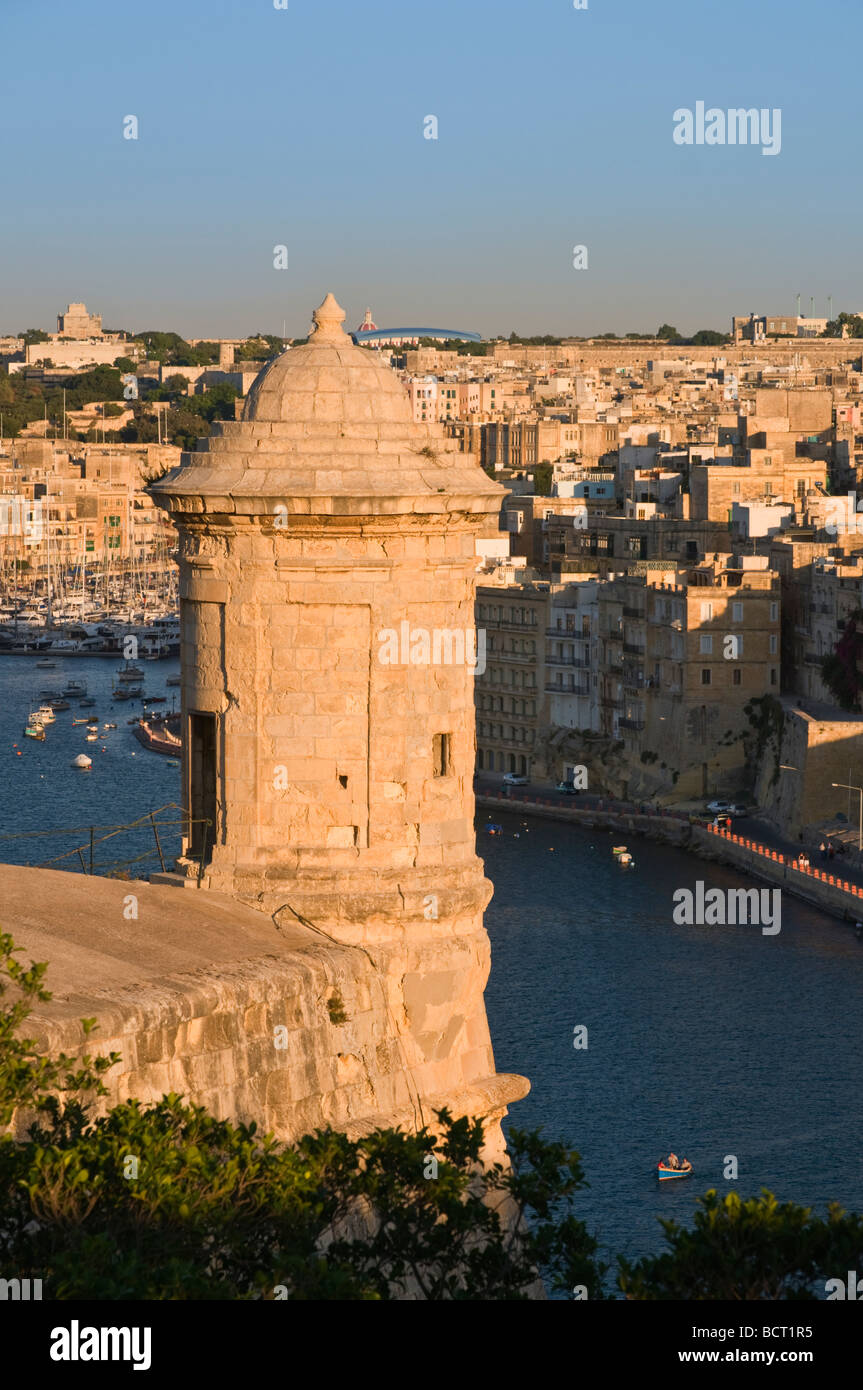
[690,329,729,346]
[234,334,285,360]
[656,324,681,341]
[532,462,554,496]
[132,333,218,366]
[823,312,863,339]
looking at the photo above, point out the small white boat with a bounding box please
[35,705,56,723]
[85,733,99,742]
[618,852,634,867]
[70,753,92,769]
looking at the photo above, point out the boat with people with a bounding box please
[34,705,56,723]
[24,722,45,740]
[657,1155,692,1181]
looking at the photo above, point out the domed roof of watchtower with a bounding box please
[243,293,414,428]
[149,292,503,517]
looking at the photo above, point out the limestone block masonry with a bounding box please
[144,294,529,1153]
[5,867,522,1155]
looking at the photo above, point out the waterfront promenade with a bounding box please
[476,782,863,926]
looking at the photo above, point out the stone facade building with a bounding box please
[57,301,103,338]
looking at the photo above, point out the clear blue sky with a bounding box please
[2,0,859,338]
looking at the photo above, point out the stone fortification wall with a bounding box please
[4,866,523,1157]
[754,708,863,838]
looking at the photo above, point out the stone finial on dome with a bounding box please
[311,292,348,342]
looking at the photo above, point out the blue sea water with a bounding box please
[479,808,863,1271]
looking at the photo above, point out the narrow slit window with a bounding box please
[433,733,451,778]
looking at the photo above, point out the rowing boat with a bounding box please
[657,1159,692,1181]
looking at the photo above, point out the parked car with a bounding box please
[502,773,528,786]
[556,781,580,795]
[706,799,733,815]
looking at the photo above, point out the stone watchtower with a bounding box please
[151,294,527,1144]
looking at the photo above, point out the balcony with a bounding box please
[545,683,590,697]
[482,618,540,632]
[622,606,645,619]
[622,641,646,655]
[546,654,591,669]
[619,717,645,731]
[546,627,582,638]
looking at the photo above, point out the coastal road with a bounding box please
[474,775,863,898]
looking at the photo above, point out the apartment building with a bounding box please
[475,578,549,778]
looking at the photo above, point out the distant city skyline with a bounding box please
[2,0,860,336]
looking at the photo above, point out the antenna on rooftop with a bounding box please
[810,296,815,318]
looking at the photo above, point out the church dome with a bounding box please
[243,294,410,426]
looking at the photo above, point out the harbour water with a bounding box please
[0,654,182,875]
[2,657,861,1277]
[480,807,863,1272]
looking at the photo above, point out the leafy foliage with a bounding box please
[619,1189,863,1300]
[823,312,863,339]
[0,933,118,1130]
[819,611,863,711]
[234,334,285,361]
[132,332,218,366]
[0,365,127,437]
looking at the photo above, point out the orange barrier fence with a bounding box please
[706,823,863,896]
